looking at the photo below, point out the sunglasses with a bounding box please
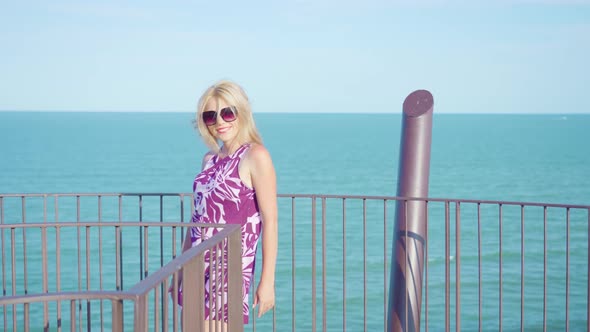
[202,107,238,126]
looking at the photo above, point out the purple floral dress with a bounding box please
[178,143,262,324]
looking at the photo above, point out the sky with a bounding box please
[0,1,589,114]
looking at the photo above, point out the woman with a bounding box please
[177,80,278,329]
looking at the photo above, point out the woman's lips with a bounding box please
[216,126,230,134]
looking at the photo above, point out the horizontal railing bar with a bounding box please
[0,193,186,198]
[127,224,240,296]
[0,291,135,305]
[2,193,588,209]
[0,221,232,229]
[276,194,590,209]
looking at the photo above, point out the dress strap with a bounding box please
[233,143,252,158]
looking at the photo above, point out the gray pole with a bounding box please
[387,90,433,332]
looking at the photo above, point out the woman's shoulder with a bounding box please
[245,143,270,159]
[243,143,273,168]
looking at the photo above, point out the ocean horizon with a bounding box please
[1,109,589,114]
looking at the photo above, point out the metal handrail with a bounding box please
[0,219,244,332]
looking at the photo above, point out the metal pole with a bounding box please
[387,89,433,332]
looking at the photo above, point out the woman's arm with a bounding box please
[247,144,278,317]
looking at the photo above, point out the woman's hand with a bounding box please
[253,280,275,318]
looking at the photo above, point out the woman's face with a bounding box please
[203,98,240,145]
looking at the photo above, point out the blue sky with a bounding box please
[1,1,589,113]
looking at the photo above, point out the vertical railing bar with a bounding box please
[155,286,160,332]
[43,195,49,331]
[312,196,317,332]
[174,193,182,331]
[566,207,570,332]
[144,225,149,279]
[115,224,122,331]
[180,194,185,254]
[216,230,220,331]
[98,196,104,332]
[291,197,296,332]
[22,196,29,296]
[499,203,503,332]
[41,195,49,331]
[445,201,450,332]
[134,293,149,331]
[219,241,222,331]
[112,299,123,332]
[213,241,218,331]
[24,302,29,331]
[520,205,525,332]
[455,202,461,332]
[383,199,388,332]
[172,268,179,332]
[85,223,91,331]
[227,227,242,332]
[221,239,226,330]
[322,197,327,332]
[139,195,144,281]
[118,195,124,291]
[543,206,547,332]
[587,208,590,332]
[221,241,225,332]
[209,240,213,332]
[76,195,82,330]
[71,300,76,331]
[425,200,429,332]
[172,226,177,260]
[11,227,16,331]
[478,203,482,332]
[363,198,367,332]
[0,196,5,331]
[166,229,174,332]
[116,224,122,292]
[56,195,62,332]
[342,198,347,332]
[160,195,165,332]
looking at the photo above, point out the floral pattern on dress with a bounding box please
[177,143,262,324]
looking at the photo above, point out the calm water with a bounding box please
[1,111,589,331]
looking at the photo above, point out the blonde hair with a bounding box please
[195,80,263,152]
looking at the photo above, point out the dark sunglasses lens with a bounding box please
[220,107,237,122]
[202,111,217,125]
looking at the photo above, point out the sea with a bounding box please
[0,111,589,331]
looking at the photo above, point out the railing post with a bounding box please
[387,90,433,332]
[112,299,124,332]
[228,227,244,332]
[182,252,203,330]
[134,294,148,331]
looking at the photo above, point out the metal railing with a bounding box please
[0,222,242,331]
[0,193,243,331]
[1,193,589,331]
